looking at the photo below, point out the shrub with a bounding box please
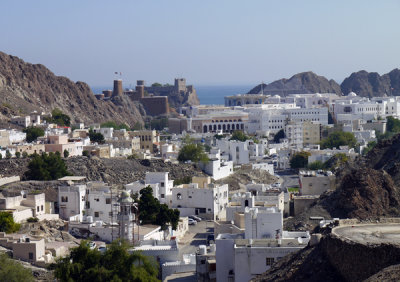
[24,152,72,180]
[0,212,21,233]
[82,150,90,157]
[27,217,39,223]
[23,126,45,143]
[290,151,311,169]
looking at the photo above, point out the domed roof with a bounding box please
[348,91,357,97]
[119,191,133,203]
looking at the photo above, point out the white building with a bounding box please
[216,139,268,165]
[0,193,46,223]
[58,177,87,222]
[145,172,174,205]
[216,207,310,282]
[84,182,118,224]
[172,182,228,220]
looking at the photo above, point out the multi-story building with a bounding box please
[129,130,159,153]
[172,180,228,220]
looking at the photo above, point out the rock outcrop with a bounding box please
[341,69,400,97]
[248,72,342,96]
[0,51,144,126]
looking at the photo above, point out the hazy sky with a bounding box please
[1,1,400,87]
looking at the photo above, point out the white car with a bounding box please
[188,218,197,225]
[189,215,202,222]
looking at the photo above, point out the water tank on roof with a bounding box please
[87,216,93,223]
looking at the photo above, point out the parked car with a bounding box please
[87,241,96,250]
[189,215,202,222]
[97,245,107,253]
[188,218,197,225]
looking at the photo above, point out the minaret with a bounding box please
[117,191,136,243]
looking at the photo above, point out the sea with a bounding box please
[91,85,254,105]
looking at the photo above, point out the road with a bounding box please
[178,220,214,259]
[276,169,299,190]
[333,224,400,245]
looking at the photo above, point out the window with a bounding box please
[266,257,275,266]
[41,205,43,211]
[82,196,85,201]
[29,253,33,260]
[86,201,90,208]
[106,198,111,204]
[94,212,99,217]
[109,212,113,216]
[161,194,165,198]
[177,193,182,200]
[61,196,68,202]
[37,206,40,212]
[161,182,165,187]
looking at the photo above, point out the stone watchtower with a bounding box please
[113,79,123,97]
[117,191,136,243]
[174,78,186,92]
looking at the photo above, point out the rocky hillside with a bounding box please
[285,134,400,231]
[341,69,400,98]
[0,156,205,186]
[248,72,342,96]
[248,68,400,98]
[0,51,145,126]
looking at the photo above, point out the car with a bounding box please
[87,241,96,250]
[189,215,202,222]
[188,218,197,225]
[206,234,215,245]
[97,245,107,253]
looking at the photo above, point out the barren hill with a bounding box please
[0,51,145,126]
[248,72,342,96]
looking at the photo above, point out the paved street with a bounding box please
[276,169,299,190]
[178,220,214,259]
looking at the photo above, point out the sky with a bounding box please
[1,1,400,87]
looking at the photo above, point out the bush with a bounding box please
[100,121,130,131]
[27,217,39,223]
[178,143,208,163]
[174,176,192,186]
[22,151,28,158]
[54,240,159,282]
[82,150,90,157]
[63,149,69,158]
[290,151,311,169]
[5,150,11,159]
[15,151,21,158]
[23,126,45,143]
[230,131,249,142]
[0,212,21,233]
[0,253,34,282]
[308,160,324,170]
[320,131,357,149]
[88,129,104,144]
[50,108,71,126]
[24,152,72,181]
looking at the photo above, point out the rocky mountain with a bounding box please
[247,68,400,98]
[0,51,146,126]
[341,69,400,98]
[248,72,342,96]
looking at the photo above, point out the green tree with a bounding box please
[82,150,90,157]
[151,82,162,87]
[24,152,72,180]
[308,160,324,170]
[5,150,11,159]
[22,151,28,158]
[0,253,34,282]
[273,129,285,143]
[178,143,209,163]
[23,126,45,143]
[320,131,357,149]
[229,131,249,142]
[290,151,311,169]
[51,108,71,126]
[387,116,400,133]
[15,151,21,158]
[139,186,180,230]
[54,240,159,282]
[89,129,105,144]
[0,212,21,233]
[101,121,130,131]
[63,149,69,158]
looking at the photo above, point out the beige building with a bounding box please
[83,144,111,158]
[0,130,10,147]
[129,130,159,153]
[10,144,45,156]
[299,170,336,196]
[303,121,321,145]
[191,112,249,133]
